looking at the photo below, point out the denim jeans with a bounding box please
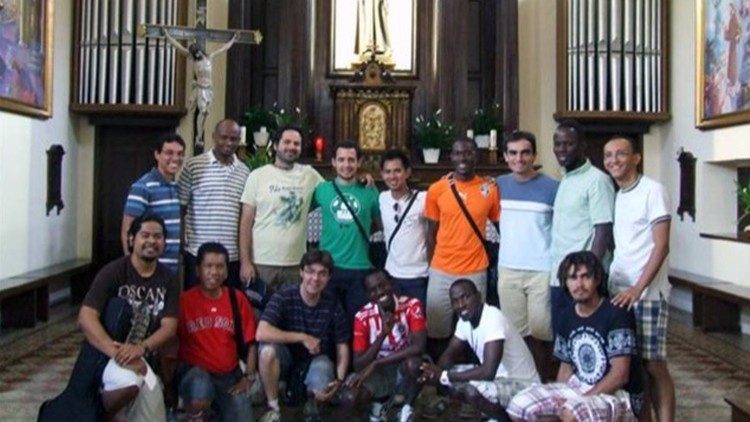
[177,365,253,422]
[391,276,428,306]
[259,343,335,393]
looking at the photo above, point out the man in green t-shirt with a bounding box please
[313,140,381,325]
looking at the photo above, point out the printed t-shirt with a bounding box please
[178,286,256,374]
[261,286,351,360]
[496,173,558,272]
[379,191,429,278]
[424,175,500,274]
[240,163,323,266]
[352,295,426,357]
[454,304,540,382]
[83,256,180,341]
[554,299,643,409]
[313,181,380,270]
[609,176,672,300]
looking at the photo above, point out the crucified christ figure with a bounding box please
[163,28,239,149]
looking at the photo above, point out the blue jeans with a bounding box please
[327,267,370,328]
[177,365,253,422]
[392,276,428,306]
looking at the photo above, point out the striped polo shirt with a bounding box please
[124,168,181,273]
[178,150,250,261]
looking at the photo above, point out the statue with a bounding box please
[163,29,238,149]
[355,0,392,63]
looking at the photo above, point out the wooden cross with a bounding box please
[139,0,262,153]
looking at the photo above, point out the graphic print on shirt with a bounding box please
[269,184,305,227]
[569,326,608,385]
[331,193,361,223]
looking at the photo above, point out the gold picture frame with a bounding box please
[696,0,750,129]
[0,0,53,119]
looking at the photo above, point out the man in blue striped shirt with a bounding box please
[121,133,185,274]
[179,119,251,289]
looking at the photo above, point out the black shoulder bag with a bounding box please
[448,177,493,261]
[387,190,419,251]
[331,181,385,269]
[227,287,249,363]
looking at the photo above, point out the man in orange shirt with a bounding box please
[423,137,500,357]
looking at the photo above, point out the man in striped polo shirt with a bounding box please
[179,119,251,289]
[121,133,185,274]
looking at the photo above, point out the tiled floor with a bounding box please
[0,305,749,421]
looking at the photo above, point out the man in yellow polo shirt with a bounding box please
[423,137,500,357]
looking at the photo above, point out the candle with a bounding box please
[260,126,267,134]
[240,126,247,146]
[466,129,474,139]
[489,129,497,150]
[314,136,325,161]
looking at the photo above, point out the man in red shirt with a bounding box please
[177,242,257,421]
[341,271,427,422]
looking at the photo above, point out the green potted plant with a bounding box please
[471,103,503,148]
[243,142,273,171]
[270,104,311,140]
[413,109,454,163]
[243,105,276,147]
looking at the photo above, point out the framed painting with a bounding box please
[696,0,750,129]
[0,0,53,118]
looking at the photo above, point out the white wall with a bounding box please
[518,0,750,332]
[0,0,94,279]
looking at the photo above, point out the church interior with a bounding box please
[1,0,750,420]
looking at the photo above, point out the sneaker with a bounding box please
[369,401,386,422]
[260,409,281,422]
[398,404,414,422]
[304,398,322,422]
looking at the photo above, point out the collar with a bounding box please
[149,167,175,185]
[208,149,239,166]
[561,158,592,177]
[619,174,642,193]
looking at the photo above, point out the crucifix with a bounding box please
[140,0,262,153]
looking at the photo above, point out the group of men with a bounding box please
[41,117,676,422]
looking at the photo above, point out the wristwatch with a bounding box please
[439,370,451,387]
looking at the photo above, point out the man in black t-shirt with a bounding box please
[507,251,643,421]
[256,249,351,422]
[79,215,180,421]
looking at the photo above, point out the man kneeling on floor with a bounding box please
[419,279,540,422]
[176,242,257,421]
[256,249,350,422]
[506,251,643,421]
[340,270,426,422]
[80,215,179,421]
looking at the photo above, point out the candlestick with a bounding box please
[314,136,325,162]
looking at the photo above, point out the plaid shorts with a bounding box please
[451,364,537,407]
[506,375,635,421]
[634,297,669,360]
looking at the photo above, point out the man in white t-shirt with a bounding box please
[378,149,429,305]
[603,136,675,422]
[419,279,539,421]
[239,125,324,294]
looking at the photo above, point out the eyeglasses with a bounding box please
[393,202,400,223]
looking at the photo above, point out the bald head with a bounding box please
[212,119,241,163]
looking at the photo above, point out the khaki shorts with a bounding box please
[426,268,486,339]
[255,264,300,294]
[497,267,552,341]
[451,364,537,407]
